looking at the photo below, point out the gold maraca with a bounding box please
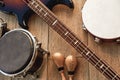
[65,55,77,80]
[52,52,66,80]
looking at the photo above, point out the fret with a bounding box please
[102,66,109,74]
[39,8,43,12]
[98,62,118,79]
[102,66,120,80]
[94,60,101,67]
[80,49,94,61]
[75,41,85,52]
[23,0,120,79]
[65,32,78,45]
[113,74,120,80]
[70,40,85,54]
[87,53,93,60]
[34,2,38,7]
[69,33,80,44]
[91,54,104,68]
[31,0,35,5]
[112,74,117,80]
[36,5,42,10]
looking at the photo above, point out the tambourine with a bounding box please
[0,29,47,77]
[82,0,120,43]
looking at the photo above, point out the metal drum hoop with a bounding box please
[0,29,43,77]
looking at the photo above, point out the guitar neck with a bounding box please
[24,0,120,79]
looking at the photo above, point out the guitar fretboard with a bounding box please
[24,0,120,79]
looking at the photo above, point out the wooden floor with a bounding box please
[0,0,120,80]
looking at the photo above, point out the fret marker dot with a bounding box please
[52,20,57,25]
[74,40,78,44]
[65,32,69,35]
[86,51,90,55]
[100,64,104,68]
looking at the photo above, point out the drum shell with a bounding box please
[0,29,44,77]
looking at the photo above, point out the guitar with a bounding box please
[22,0,120,80]
[0,0,74,29]
[0,0,120,79]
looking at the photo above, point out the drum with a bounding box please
[82,0,120,43]
[0,29,45,77]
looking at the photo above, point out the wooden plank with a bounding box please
[29,14,49,80]
[0,0,120,80]
[47,0,89,80]
[88,32,120,80]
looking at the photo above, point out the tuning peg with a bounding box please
[52,52,66,80]
[65,55,77,80]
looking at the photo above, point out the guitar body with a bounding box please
[0,0,74,29]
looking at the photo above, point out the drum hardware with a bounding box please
[82,23,102,43]
[52,52,66,80]
[116,39,120,44]
[94,37,102,43]
[65,55,77,80]
[82,24,87,31]
[0,29,49,78]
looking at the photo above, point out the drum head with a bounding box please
[82,0,120,39]
[0,30,34,74]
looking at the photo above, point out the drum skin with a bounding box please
[82,0,120,41]
[0,29,43,76]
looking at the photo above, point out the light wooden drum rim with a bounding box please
[82,0,120,41]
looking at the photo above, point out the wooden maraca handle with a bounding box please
[65,55,77,80]
[61,72,66,80]
[52,52,66,80]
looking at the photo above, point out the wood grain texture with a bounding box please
[0,0,120,80]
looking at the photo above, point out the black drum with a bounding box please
[0,29,44,77]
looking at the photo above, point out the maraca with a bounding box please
[65,55,77,80]
[52,52,66,80]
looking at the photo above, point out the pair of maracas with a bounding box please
[52,52,77,80]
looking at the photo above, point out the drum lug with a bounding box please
[36,42,50,56]
[82,24,87,31]
[116,39,120,43]
[94,37,102,43]
[38,47,50,55]
[36,42,42,48]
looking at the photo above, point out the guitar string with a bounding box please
[34,2,120,79]
[31,0,119,79]
[25,0,120,79]
[27,0,119,79]
[35,6,120,79]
